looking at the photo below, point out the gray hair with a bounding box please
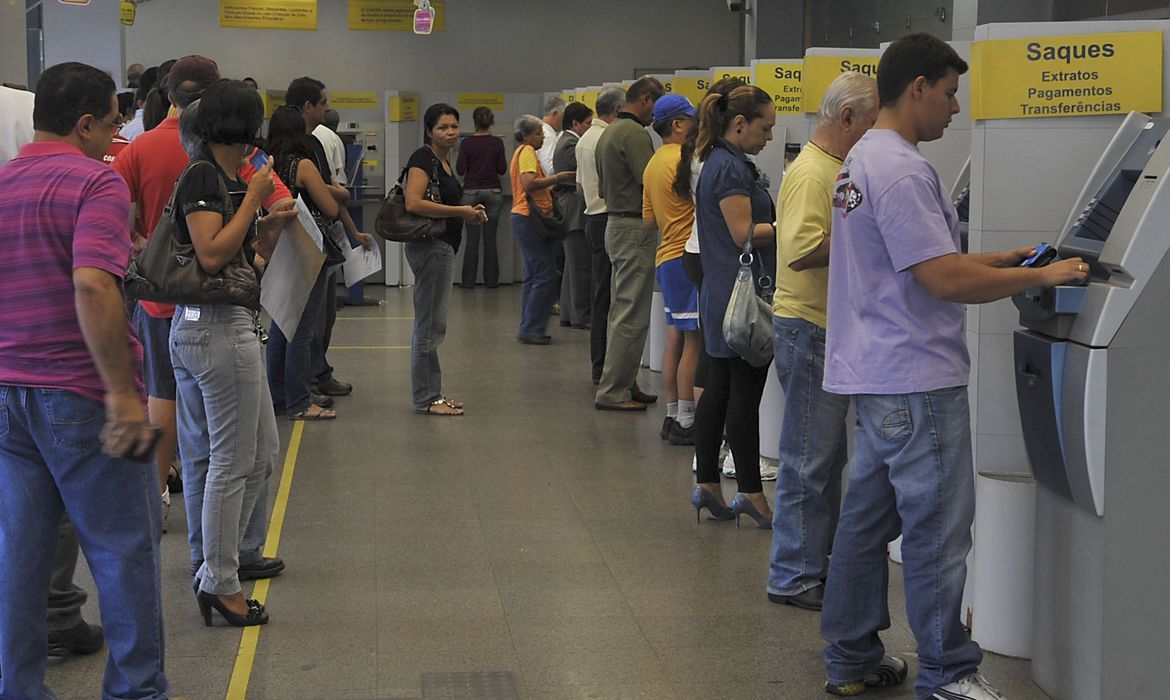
[595,87,625,118]
[543,96,566,116]
[323,109,340,130]
[514,114,544,143]
[178,98,202,159]
[817,71,877,127]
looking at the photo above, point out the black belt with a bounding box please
[609,212,641,219]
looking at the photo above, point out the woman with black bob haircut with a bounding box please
[170,78,293,627]
[403,103,487,416]
[263,105,342,421]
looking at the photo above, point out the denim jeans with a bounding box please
[171,305,279,596]
[768,316,849,596]
[461,189,503,287]
[0,386,168,700]
[821,387,982,698]
[311,267,339,382]
[267,266,328,414]
[47,514,87,632]
[511,213,559,340]
[405,237,455,409]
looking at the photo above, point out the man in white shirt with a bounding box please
[313,109,347,186]
[575,86,625,384]
[537,96,565,176]
[0,85,35,163]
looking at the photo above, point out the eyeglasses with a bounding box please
[96,116,125,134]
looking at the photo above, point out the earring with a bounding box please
[736,127,742,133]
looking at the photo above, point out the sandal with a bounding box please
[440,395,464,409]
[288,405,337,421]
[416,398,464,416]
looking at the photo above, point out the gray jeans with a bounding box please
[171,304,279,596]
[406,238,455,409]
[461,189,504,287]
[559,227,592,327]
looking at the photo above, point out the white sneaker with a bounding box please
[932,673,1006,699]
[759,456,779,481]
[722,451,737,478]
[161,488,170,534]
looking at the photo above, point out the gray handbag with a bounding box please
[722,228,774,367]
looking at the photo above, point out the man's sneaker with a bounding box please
[669,421,695,446]
[161,488,171,534]
[931,673,1005,700]
[760,456,779,481]
[722,451,737,478]
[825,655,908,696]
[46,621,104,657]
[660,416,675,440]
[316,376,353,396]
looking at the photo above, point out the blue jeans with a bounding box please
[768,316,849,596]
[171,305,279,596]
[512,213,559,340]
[821,387,982,698]
[0,386,168,700]
[267,266,327,414]
[405,237,455,410]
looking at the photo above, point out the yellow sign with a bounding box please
[388,94,419,122]
[262,89,287,119]
[970,31,1162,120]
[330,92,380,110]
[753,60,803,115]
[710,67,752,85]
[579,89,599,112]
[457,92,506,115]
[220,0,317,30]
[119,1,135,26]
[671,76,709,107]
[349,0,445,31]
[801,54,880,112]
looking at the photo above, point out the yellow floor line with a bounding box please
[327,345,411,350]
[224,421,304,700]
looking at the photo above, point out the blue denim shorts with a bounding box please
[656,257,699,331]
[132,304,176,401]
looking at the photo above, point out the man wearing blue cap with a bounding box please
[642,95,700,442]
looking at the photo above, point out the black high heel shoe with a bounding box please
[192,578,265,612]
[196,590,269,627]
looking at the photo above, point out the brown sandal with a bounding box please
[416,398,463,416]
[288,405,337,421]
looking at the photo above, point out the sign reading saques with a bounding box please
[970,31,1163,120]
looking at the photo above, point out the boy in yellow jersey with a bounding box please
[642,95,699,445]
[766,72,878,614]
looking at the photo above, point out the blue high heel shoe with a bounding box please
[691,486,735,523]
[730,493,773,529]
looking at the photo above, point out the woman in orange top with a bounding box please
[509,115,573,344]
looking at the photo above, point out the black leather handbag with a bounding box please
[527,191,568,241]
[124,161,261,310]
[374,164,448,243]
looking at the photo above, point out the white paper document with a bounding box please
[343,242,383,287]
[295,195,324,251]
[260,216,326,340]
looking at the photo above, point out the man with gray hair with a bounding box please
[314,108,347,185]
[537,95,565,176]
[577,86,625,384]
[766,71,877,612]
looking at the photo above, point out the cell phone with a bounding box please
[249,148,270,170]
[121,425,163,463]
[1020,242,1058,268]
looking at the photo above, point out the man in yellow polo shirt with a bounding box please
[642,95,699,445]
[767,72,877,612]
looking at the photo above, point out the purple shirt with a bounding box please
[456,134,506,190]
[823,129,968,395]
[0,141,142,403]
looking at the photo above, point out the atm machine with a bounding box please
[337,121,388,291]
[1012,112,1170,700]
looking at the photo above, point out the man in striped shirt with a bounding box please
[0,62,168,700]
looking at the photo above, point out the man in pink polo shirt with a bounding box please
[0,61,168,700]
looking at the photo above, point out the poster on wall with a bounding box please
[220,0,318,31]
[349,0,446,32]
[801,54,880,112]
[752,60,803,115]
[388,95,419,122]
[331,92,381,110]
[457,92,506,115]
[970,31,1163,120]
[120,1,135,26]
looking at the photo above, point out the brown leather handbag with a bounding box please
[374,164,448,243]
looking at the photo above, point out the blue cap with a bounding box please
[652,94,696,124]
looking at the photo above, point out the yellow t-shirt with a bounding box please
[772,142,842,328]
[510,144,552,216]
[642,143,695,267]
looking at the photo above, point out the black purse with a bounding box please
[374,163,448,243]
[124,161,261,310]
[527,192,568,241]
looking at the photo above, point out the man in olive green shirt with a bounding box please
[594,76,665,411]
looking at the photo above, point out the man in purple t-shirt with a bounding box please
[820,35,1087,700]
[0,62,168,699]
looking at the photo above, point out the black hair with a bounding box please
[265,105,316,172]
[472,106,494,130]
[422,103,459,144]
[626,76,666,104]
[193,79,264,146]
[652,118,676,138]
[877,33,968,106]
[142,88,169,131]
[674,76,746,200]
[563,102,594,131]
[285,76,325,109]
[33,62,117,136]
[135,66,158,105]
[117,91,136,119]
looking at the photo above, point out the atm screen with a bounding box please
[1069,168,1140,243]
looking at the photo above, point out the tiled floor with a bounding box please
[44,285,1050,699]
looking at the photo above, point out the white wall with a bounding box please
[0,0,26,86]
[42,0,124,87]
[124,0,741,94]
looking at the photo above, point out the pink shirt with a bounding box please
[0,141,143,403]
